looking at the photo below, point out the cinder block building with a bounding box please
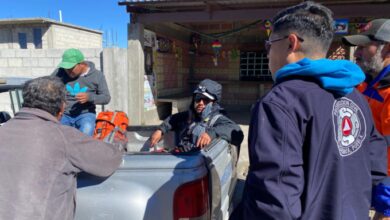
[0,18,102,49]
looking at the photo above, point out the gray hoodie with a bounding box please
[0,108,123,220]
[52,61,111,116]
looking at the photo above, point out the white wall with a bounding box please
[51,24,102,48]
[0,24,101,49]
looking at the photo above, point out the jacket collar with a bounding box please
[15,107,59,123]
[376,65,390,89]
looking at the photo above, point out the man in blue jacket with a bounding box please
[234,1,388,219]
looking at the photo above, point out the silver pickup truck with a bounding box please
[76,127,239,220]
[0,79,239,220]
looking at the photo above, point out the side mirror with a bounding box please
[0,111,11,124]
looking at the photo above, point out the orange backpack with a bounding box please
[94,111,129,143]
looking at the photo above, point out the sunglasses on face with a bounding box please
[265,35,304,53]
[194,95,212,103]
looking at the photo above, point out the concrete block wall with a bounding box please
[51,24,102,48]
[154,35,191,96]
[0,25,50,49]
[0,48,102,116]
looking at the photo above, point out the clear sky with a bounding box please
[0,0,130,48]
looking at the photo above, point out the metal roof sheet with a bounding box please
[119,0,389,13]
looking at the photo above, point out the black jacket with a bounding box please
[159,104,243,148]
[236,77,387,220]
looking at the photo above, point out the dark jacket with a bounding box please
[52,61,111,116]
[159,103,243,148]
[235,58,387,220]
[0,108,123,220]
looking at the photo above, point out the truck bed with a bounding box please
[75,127,237,220]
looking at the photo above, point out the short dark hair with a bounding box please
[272,1,334,55]
[22,76,66,116]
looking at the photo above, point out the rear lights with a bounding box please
[173,175,210,220]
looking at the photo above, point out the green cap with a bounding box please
[58,48,85,69]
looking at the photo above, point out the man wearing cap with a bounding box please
[343,18,390,220]
[149,79,243,152]
[52,48,110,136]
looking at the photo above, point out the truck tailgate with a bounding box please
[75,153,207,220]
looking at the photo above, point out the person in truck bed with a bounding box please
[149,79,243,152]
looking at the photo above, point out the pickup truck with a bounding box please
[0,78,239,220]
[76,127,239,220]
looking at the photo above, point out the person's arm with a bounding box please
[159,112,188,135]
[240,100,304,219]
[373,177,390,220]
[61,126,123,177]
[372,100,390,218]
[205,115,244,147]
[149,112,188,147]
[88,72,111,105]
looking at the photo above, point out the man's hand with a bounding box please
[196,132,211,148]
[149,130,162,147]
[373,212,390,220]
[75,93,89,104]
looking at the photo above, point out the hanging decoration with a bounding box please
[354,23,366,33]
[230,49,239,60]
[212,40,222,66]
[334,19,349,35]
[264,20,272,37]
[172,41,179,59]
[221,50,226,59]
[191,33,201,50]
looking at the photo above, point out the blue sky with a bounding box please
[0,0,129,48]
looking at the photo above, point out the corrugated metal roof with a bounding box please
[119,0,389,13]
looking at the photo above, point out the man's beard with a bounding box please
[361,45,384,76]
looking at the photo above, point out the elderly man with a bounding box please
[343,18,390,220]
[149,79,243,152]
[233,2,388,220]
[0,76,122,220]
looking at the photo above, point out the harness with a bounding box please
[178,113,222,151]
[363,65,390,102]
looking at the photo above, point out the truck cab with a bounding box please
[0,77,29,124]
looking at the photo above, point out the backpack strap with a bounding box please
[207,114,222,128]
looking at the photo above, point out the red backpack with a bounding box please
[94,111,129,143]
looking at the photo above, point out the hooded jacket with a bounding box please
[52,61,111,116]
[356,65,390,215]
[237,58,387,220]
[159,102,243,149]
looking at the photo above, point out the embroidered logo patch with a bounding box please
[332,97,366,156]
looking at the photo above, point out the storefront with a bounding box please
[119,0,390,124]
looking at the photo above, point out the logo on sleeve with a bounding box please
[332,97,366,156]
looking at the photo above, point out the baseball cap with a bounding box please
[342,19,390,46]
[58,48,85,69]
[193,79,222,101]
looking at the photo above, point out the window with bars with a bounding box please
[240,51,271,81]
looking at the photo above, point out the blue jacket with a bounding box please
[236,58,388,219]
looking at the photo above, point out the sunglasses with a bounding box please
[265,35,304,53]
[194,95,212,103]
